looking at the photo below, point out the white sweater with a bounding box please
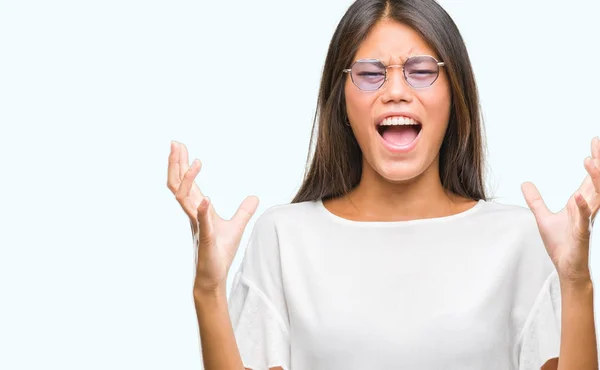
[201,199,563,370]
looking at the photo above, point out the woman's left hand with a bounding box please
[521,136,600,284]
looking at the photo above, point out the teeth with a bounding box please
[379,116,420,126]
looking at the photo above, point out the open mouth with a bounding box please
[376,116,422,147]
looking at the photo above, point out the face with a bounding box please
[344,19,451,184]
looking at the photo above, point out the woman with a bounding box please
[167,0,599,369]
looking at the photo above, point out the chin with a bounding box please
[366,132,438,184]
[372,159,429,184]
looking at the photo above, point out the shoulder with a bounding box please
[242,199,321,252]
[477,199,541,237]
[237,200,322,288]
[478,198,536,222]
[479,198,556,279]
[478,198,542,241]
[252,199,322,230]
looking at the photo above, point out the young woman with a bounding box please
[167,0,599,369]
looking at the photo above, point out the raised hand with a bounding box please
[521,136,600,283]
[167,141,260,293]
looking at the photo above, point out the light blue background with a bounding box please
[1,0,599,369]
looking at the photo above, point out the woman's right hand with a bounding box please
[167,141,259,295]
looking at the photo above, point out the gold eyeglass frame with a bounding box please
[343,55,446,91]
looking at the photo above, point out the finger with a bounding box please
[175,159,201,216]
[197,196,214,243]
[167,141,181,193]
[521,182,552,220]
[189,158,205,198]
[584,156,600,194]
[176,159,200,197]
[575,192,592,233]
[231,195,260,229]
[593,136,600,161]
[179,142,190,180]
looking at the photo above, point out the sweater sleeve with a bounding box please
[515,269,562,370]
[199,209,290,370]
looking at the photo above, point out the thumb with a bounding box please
[521,181,552,220]
[231,195,260,231]
[197,196,214,243]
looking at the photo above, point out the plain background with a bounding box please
[1,0,599,368]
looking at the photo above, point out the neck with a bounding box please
[346,157,468,221]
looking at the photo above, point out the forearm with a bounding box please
[194,287,245,370]
[558,277,598,370]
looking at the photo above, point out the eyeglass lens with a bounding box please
[350,56,441,90]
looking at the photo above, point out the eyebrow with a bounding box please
[354,55,433,66]
[352,48,438,66]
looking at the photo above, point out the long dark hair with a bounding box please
[291,0,488,203]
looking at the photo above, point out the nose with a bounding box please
[380,65,413,104]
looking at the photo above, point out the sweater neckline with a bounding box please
[315,198,487,227]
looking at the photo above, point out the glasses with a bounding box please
[343,55,445,91]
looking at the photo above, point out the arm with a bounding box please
[556,277,597,370]
[194,287,245,370]
[167,142,274,369]
[541,277,597,370]
[520,136,600,370]
[194,287,283,370]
